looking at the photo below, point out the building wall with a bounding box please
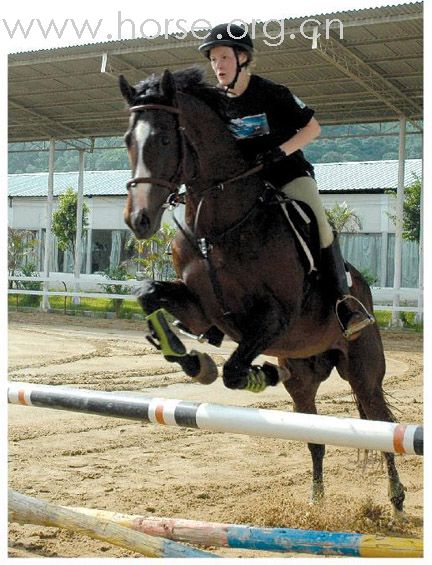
[320,192,395,233]
[9,192,418,286]
[9,196,177,231]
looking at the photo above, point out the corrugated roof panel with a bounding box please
[8,159,422,198]
[315,159,421,190]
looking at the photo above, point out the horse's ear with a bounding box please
[119,74,136,105]
[160,69,177,102]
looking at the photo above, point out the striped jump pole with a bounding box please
[63,509,424,558]
[8,490,217,558]
[8,382,423,455]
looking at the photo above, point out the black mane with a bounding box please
[133,66,228,117]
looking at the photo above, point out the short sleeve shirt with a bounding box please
[219,75,315,186]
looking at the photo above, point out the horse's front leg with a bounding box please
[222,298,294,392]
[137,279,224,384]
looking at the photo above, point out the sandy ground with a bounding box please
[7,311,423,558]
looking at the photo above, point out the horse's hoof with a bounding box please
[392,508,409,522]
[190,350,218,384]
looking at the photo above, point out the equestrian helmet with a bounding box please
[198,23,254,58]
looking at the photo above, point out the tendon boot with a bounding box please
[144,308,219,384]
[145,308,187,360]
[321,238,375,339]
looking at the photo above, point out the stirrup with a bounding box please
[335,295,375,338]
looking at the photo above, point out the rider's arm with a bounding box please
[279,117,321,157]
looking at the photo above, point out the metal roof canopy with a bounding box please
[8,2,423,143]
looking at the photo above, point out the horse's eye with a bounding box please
[161,136,170,146]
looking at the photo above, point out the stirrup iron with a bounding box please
[335,295,375,338]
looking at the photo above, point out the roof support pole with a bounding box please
[42,139,55,311]
[391,116,406,326]
[73,150,85,303]
[415,174,423,324]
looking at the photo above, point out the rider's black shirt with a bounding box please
[218,74,315,186]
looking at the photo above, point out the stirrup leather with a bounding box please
[335,295,375,338]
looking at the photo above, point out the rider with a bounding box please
[198,23,375,339]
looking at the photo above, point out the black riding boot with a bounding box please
[321,238,375,339]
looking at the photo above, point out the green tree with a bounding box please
[402,176,421,242]
[8,228,39,284]
[51,187,89,261]
[387,175,421,243]
[127,223,176,280]
[17,262,42,307]
[325,201,362,234]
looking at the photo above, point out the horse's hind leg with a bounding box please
[136,279,223,383]
[337,327,406,514]
[282,353,337,503]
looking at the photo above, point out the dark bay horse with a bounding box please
[119,68,405,513]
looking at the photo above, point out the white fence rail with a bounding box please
[8,276,423,315]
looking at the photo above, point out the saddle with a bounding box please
[262,185,320,277]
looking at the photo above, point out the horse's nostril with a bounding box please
[133,211,150,237]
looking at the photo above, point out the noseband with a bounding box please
[126,103,185,198]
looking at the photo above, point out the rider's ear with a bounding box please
[119,75,137,106]
[160,69,177,103]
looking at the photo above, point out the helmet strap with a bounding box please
[226,48,247,92]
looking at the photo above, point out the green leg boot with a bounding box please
[145,308,187,359]
[145,308,218,384]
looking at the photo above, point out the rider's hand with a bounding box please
[256,147,286,169]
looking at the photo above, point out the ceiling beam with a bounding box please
[315,32,422,125]
[9,100,88,139]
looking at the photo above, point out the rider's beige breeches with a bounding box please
[280,176,334,248]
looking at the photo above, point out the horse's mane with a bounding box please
[134,67,228,119]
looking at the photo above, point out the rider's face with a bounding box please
[209,46,247,87]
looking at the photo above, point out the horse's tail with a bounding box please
[350,386,398,424]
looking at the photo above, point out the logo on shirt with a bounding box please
[228,113,270,139]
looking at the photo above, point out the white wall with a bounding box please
[10,192,395,234]
[320,192,396,233]
[9,196,128,231]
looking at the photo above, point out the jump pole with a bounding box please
[8,382,423,455]
[8,490,216,558]
[63,508,424,558]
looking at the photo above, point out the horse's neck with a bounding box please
[178,92,263,230]
[178,92,245,182]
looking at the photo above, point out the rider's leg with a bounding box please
[280,176,375,338]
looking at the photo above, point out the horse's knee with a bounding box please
[136,280,160,313]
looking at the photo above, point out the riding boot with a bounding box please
[320,237,375,339]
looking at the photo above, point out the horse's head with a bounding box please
[119,70,183,239]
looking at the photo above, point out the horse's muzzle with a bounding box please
[130,209,151,239]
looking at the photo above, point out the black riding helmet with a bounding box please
[198,23,254,57]
[199,23,254,90]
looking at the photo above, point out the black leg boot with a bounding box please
[321,238,375,339]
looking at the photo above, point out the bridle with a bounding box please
[126,103,185,205]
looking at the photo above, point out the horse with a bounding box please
[119,67,405,514]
